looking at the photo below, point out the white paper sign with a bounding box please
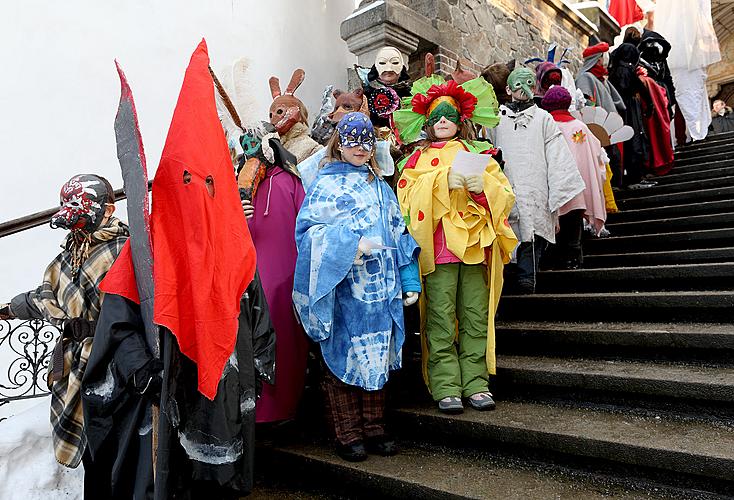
[451,150,490,177]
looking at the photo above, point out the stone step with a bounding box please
[668,158,734,176]
[614,176,734,200]
[394,403,734,484]
[583,227,734,254]
[496,355,734,403]
[677,131,734,148]
[260,442,684,499]
[536,263,734,293]
[603,212,734,236]
[677,135,734,153]
[675,150,734,166]
[583,247,734,268]
[606,199,734,223]
[497,291,734,322]
[655,164,734,185]
[617,185,734,210]
[676,143,733,160]
[496,321,734,361]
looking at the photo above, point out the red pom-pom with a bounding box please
[398,179,407,189]
[417,210,425,221]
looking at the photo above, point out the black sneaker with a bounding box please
[366,435,399,456]
[336,441,368,462]
[467,391,496,411]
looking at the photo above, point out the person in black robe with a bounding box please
[82,275,275,499]
[609,42,650,188]
[637,29,676,118]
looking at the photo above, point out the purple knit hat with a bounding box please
[540,85,572,112]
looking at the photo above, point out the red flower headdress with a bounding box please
[410,80,478,122]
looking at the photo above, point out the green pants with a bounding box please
[425,263,489,400]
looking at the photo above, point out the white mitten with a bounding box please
[465,174,484,194]
[403,291,419,306]
[354,237,374,265]
[447,170,465,190]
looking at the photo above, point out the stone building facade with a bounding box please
[342,0,618,80]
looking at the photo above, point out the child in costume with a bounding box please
[293,112,420,462]
[238,122,309,424]
[0,174,127,490]
[393,75,518,414]
[268,69,323,163]
[490,67,585,293]
[540,86,608,268]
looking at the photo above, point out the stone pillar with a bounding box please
[340,0,439,69]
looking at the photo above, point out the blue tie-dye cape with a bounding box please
[293,161,419,390]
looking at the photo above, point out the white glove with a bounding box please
[403,291,419,306]
[354,237,374,265]
[465,174,484,194]
[241,199,254,219]
[448,170,465,190]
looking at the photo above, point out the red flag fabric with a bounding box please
[609,0,644,27]
[102,39,257,400]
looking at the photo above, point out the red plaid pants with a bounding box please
[321,368,386,445]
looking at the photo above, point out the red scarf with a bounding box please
[549,109,575,122]
[589,63,609,81]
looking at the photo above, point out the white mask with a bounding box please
[374,47,405,80]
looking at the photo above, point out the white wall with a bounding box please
[0,0,356,300]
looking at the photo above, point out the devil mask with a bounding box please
[50,174,111,233]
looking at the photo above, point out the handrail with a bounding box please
[0,180,152,239]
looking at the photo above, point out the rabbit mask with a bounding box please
[269,69,308,135]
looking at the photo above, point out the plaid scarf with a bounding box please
[41,217,129,468]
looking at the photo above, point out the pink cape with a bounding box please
[555,119,607,234]
[247,166,309,423]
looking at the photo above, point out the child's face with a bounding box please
[432,116,458,139]
[341,145,371,166]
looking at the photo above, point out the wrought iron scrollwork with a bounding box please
[0,319,61,402]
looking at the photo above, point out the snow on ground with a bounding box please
[0,399,83,499]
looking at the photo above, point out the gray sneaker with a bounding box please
[467,391,496,411]
[437,396,464,414]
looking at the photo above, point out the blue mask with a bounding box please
[337,112,375,152]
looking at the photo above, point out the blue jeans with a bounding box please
[515,237,548,289]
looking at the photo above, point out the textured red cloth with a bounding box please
[583,43,610,59]
[640,75,674,176]
[101,40,256,400]
[609,0,644,27]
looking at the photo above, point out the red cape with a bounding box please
[101,40,257,400]
[640,75,674,176]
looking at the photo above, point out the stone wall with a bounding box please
[349,0,598,78]
[708,34,734,105]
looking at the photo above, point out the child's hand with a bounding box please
[354,237,374,265]
[465,174,484,194]
[403,292,419,306]
[448,170,464,190]
[242,199,255,219]
[0,304,13,320]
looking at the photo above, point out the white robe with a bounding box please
[655,0,721,140]
[490,105,585,244]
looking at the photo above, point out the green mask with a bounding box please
[427,101,461,126]
[507,68,536,101]
[240,132,262,158]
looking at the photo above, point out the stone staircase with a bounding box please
[256,132,734,499]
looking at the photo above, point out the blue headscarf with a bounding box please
[337,112,375,152]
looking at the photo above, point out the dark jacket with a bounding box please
[638,29,676,112]
[82,274,275,500]
[711,108,734,134]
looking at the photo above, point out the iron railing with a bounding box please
[0,318,60,403]
[0,181,148,406]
